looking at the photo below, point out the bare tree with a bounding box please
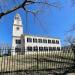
[65,35,75,46]
[0,0,61,19]
[65,34,75,69]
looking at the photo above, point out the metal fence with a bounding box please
[0,47,75,75]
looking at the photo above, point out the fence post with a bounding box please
[71,44,75,68]
[37,49,38,71]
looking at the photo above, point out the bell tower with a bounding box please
[12,14,23,55]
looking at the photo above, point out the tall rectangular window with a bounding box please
[57,47,60,50]
[49,47,52,50]
[33,38,37,43]
[16,40,21,44]
[44,47,48,51]
[52,40,55,44]
[33,46,38,51]
[38,39,42,43]
[39,47,43,51]
[56,40,59,44]
[27,38,32,42]
[48,40,51,43]
[27,46,32,51]
[43,39,47,43]
[15,48,21,52]
[53,47,56,50]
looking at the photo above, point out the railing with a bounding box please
[0,47,75,75]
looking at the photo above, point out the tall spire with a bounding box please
[14,13,22,25]
[15,14,21,21]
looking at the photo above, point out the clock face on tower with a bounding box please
[16,27,19,30]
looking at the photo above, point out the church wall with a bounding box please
[12,13,61,55]
[23,35,61,51]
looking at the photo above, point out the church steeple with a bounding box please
[14,13,22,26]
[12,13,23,37]
[15,14,21,20]
[12,13,23,55]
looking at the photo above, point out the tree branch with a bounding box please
[0,0,60,19]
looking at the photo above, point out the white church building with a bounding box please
[12,14,61,55]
